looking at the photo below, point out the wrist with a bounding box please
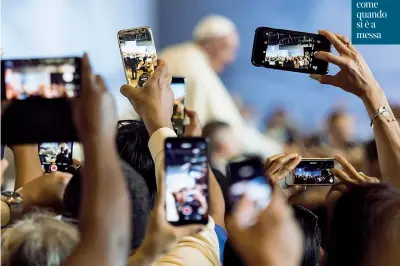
[142,116,173,136]
[360,87,389,117]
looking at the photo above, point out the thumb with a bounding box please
[176,224,204,238]
[309,74,339,86]
[120,84,140,101]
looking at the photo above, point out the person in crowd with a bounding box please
[2,54,132,266]
[1,213,79,266]
[121,60,227,266]
[202,121,242,175]
[310,30,400,190]
[155,15,282,158]
[263,108,297,145]
[62,160,151,251]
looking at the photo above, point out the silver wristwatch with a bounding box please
[1,191,23,227]
[370,106,396,128]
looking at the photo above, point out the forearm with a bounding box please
[361,89,400,188]
[66,139,130,266]
[12,145,43,190]
[209,167,225,229]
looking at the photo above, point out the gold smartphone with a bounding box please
[117,27,157,87]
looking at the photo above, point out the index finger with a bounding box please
[81,53,93,95]
[319,30,351,55]
[153,59,168,79]
[334,154,362,182]
[185,107,201,126]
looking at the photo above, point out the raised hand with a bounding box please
[310,30,380,99]
[183,107,202,137]
[226,189,303,266]
[130,170,204,265]
[72,54,117,143]
[327,154,379,208]
[120,60,173,136]
[264,153,305,199]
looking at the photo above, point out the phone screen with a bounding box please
[171,77,186,136]
[252,27,331,74]
[228,158,271,212]
[293,159,335,185]
[38,142,73,172]
[118,27,157,88]
[1,57,81,100]
[165,138,209,225]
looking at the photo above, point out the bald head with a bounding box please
[193,15,239,73]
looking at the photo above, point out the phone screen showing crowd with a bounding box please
[293,160,335,185]
[164,138,209,225]
[1,58,81,100]
[118,28,157,88]
[252,27,331,74]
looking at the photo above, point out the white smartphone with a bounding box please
[285,158,337,186]
[117,26,157,87]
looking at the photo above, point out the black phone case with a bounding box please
[251,27,331,75]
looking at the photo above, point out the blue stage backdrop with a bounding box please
[157,0,400,140]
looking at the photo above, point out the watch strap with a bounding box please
[370,106,396,128]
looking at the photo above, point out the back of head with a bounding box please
[62,160,151,251]
[1,213,79,266]
[293,205,321,266]
[327,184,400,266]
[116,120,156,199]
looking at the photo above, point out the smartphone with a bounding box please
[286,158,337,186]
[164,137,209,225]
[171,77,187,136]
[251,27,331,74]
[38,142,73,173]
[118,27,157,88]
[1,57,81,144]
[227,157,272,213]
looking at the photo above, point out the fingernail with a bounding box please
[309,74,317,80]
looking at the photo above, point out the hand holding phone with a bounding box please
[164,137,209,225]
[227,157,272,224]
[1,57,82,144]
[252,27,331,74]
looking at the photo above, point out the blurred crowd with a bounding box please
[1,15,400,266]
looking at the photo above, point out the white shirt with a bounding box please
[159,42,282,158]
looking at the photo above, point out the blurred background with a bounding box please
[2,0,399,140]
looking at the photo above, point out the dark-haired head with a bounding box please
[116,120,156,204]
[327,184,400,266]
[293,205,321,266]
[62,160,151,251]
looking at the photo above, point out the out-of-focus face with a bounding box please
[331,115,354,142]
[218,127,242,159]
[208,32,239,73]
